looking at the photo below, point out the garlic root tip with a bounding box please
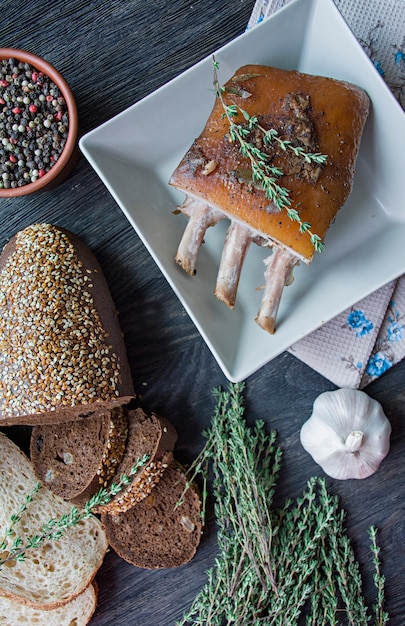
[345,430,364,453]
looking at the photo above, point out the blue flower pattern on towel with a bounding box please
[356,20,405,109]
[345,310,374,337]
[366,352,392,378]
[339,309,375,380]
[387,320,404,342]
[363,299,405,384]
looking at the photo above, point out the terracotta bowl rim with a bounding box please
[0,47,78,198]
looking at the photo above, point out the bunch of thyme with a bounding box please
[177,383,388,625]
[0,453,149,569]
[212,58,326,253]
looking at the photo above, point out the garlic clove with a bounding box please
[300,388,391,480]
[317,448,367,480]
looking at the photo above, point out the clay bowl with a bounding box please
[0,48,79,198]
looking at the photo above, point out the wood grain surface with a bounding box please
[1,1,404,624]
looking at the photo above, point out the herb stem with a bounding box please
[369,526,389,626]
[0,454,149,570]
[177,383,388,626]
[212,57,325,253]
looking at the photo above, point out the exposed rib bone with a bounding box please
[215,221,253,309]
[175,197,301,334]
[175,197,224,275]
[255,247,299,334]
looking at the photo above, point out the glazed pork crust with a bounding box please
[170,65,369,333]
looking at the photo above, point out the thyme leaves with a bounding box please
[212,58,326,253]
[0,453,149,569]
[177,383,388,625]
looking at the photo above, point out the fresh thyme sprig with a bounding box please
[369,526,389,626]
[177,383,388,625]
[0,453,149,569]
[212,58,326,253]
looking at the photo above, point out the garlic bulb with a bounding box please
[300,388,391,480]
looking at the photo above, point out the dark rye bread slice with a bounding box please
[29,405,129,500]
[30,406,178,508]
[102,462,202,569]
[93,407,178,515]
[0,223,135,426]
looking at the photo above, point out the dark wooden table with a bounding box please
[1,1,404,624]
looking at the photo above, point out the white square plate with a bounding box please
[80,0,405,382]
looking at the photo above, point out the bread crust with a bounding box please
[102,462,202,569]
[94,408,178,515]
[30,407,124,500]
[0,223,135,425]
[0,583,98,625]
[0,433,108,609]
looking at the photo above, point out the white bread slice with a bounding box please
[0,583,97,625]
[0,432,108,609]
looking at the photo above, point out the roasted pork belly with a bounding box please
[170,64,369,333]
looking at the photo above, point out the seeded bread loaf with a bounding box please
[0,223,135,425]
[0,432,108,609]
[0,583,98,626]
[102,462,202,569]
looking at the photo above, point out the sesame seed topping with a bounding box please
[100,457,168,516]
[96,407,128,486]
[0,223,122,417]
